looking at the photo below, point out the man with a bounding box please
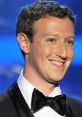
[0,1,82,117]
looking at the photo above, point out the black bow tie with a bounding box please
[31,88,66,116]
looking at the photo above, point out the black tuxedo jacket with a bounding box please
[0,82,82,117]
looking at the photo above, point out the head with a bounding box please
[16,1,74,57]
[16,1,75,86]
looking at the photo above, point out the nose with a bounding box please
[55,44,67,60]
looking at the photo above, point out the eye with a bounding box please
[66,39,74,46]
[47,38,56,43]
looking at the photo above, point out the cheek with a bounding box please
[37,45,52,57]
[67,48,74,59]
[30,42,52,61]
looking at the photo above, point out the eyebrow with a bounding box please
[42,33,75,40]
[42,34,59,37]
[66,36,75,40]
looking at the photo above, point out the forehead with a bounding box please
[33,16,74,37]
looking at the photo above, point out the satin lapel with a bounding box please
[8,82,34,117]
[65,97,74,117]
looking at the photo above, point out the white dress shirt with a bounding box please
[17,71,65,117]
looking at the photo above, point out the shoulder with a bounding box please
[66,96,82,107]
[66,96,82,116]
[0,90,17,117]
[0,92,11,116]
[0,91,10,106]
[0,91,13,110]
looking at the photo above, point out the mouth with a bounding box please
[48,59,65,72]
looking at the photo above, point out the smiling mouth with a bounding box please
[49,59,65,72]
[50,60,64,65]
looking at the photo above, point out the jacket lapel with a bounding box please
[8,82,34,117]
[65,97,74,117]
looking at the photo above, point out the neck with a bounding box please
[23,59,58,96]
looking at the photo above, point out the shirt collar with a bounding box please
[17,70,62,108]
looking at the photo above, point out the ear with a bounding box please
[17,33,30,54]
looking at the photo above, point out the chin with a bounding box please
[51,73,65,81]
[47,77,63,85]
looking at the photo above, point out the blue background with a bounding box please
[0,0,82,101]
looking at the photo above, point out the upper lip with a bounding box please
[48,59,65,64]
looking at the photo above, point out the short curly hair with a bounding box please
[16,1,74,57]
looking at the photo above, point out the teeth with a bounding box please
[51,61,63,65]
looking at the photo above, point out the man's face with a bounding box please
[27,16,74,84]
